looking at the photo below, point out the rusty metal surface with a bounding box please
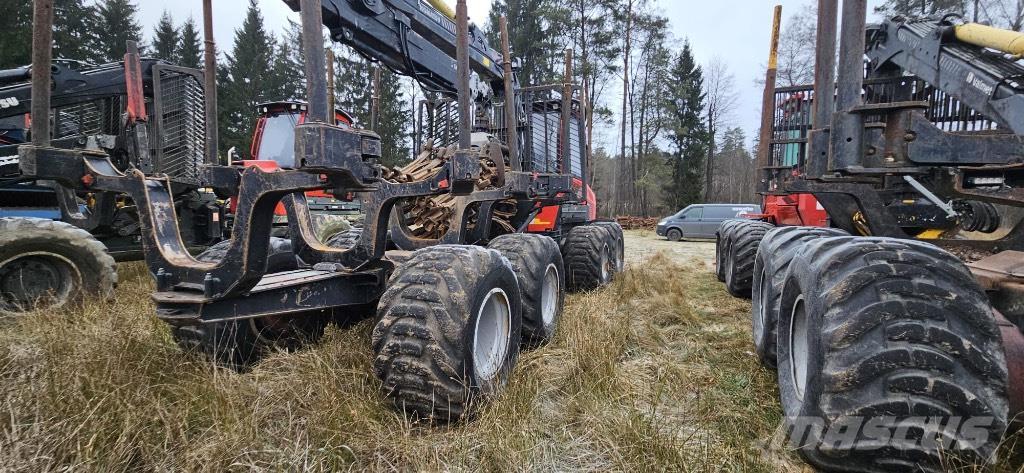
[30,0,55,147]
[300,0,329,123]
[756,6,782,194]
[455,0,471,149]
[202,0,218,164]
[499,17,520,172]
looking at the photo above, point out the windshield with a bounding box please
[256,113,300,167]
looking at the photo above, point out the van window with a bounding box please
[679,207,702,219]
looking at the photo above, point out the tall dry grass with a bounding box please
[0,250,1019,471]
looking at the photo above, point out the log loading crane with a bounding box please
[18,0,621,423]
[719,2,1024,471]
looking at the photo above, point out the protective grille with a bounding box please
[52,97,122,139]
[416,98,462,150]
[153,66,206,184]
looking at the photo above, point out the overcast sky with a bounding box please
[140,0,884,149]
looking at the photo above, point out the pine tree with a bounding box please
[94,0,145,62]
[152,11,180,62]
[54,0,98,63]
[663,42,708,210]
[178,17,203,69]
[0,2,32,69]
[271,21,306,101]
[375,69,411,166]
[487,0,560,86]
[218,0,279,156]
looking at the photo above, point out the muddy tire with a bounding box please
[715,219,746,282]
[562,225,614,292]
[776,237,1008,472]
[724,220,773,298]
[488,233,565,347]
[373,245,522,422]
[751,226,847,367]
[593,221,625,273]
[324,228,362,249]
[715,219,745,282]
[0,217,117,314]
[171,237,327,370]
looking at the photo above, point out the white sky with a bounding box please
[140,0,884,149]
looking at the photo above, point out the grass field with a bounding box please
[0,231,1020,471]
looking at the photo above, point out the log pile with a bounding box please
[616,216,660,230]
[381,139,517,239]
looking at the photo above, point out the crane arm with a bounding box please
[283,0,507,96]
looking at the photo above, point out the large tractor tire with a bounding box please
[324,228,362,249]
[723,220,774,298]
[171,237,328,370]
[750,226,847,367]
[488,233,565,347]
[715,219,746,282]
[593,221,625,274]
[563,225,615,292]
[776,237,1008,472]
[0,217,117,314]
[373,245,522,422]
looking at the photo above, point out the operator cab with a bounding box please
[249,101,354,167]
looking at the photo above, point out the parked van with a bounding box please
[656,204,761,241]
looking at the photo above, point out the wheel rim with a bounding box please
[669,230,680,241]
[0,252,80,312]
[541,263,559,327]
[788,295,809,401]
[754,266,768,340]
[473,288,512,383]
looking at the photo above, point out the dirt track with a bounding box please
[624,229,716,268]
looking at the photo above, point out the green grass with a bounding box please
[0,249,1019,471]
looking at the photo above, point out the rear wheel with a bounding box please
[724,220,774,298]
[0,217,117,315]
[171,237,328,370]
[777,237,1008,472]
[594,221,625,273]
[373,245,522,422]
[488,234,565,347]
[563,225,614,292]
[750,226,847,367]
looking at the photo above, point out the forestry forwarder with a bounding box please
[719,2,1024,471]
[19,0,621,422]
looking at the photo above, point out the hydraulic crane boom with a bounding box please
[866,16,1024,134]
[283,0,507,96]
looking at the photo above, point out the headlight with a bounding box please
[658,220,667,225]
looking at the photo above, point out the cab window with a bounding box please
[677,207,702,219]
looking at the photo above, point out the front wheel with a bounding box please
[777,237,1008,472]
[666,228,682,242]
[0,217,117,314]
[373,245,523,422]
